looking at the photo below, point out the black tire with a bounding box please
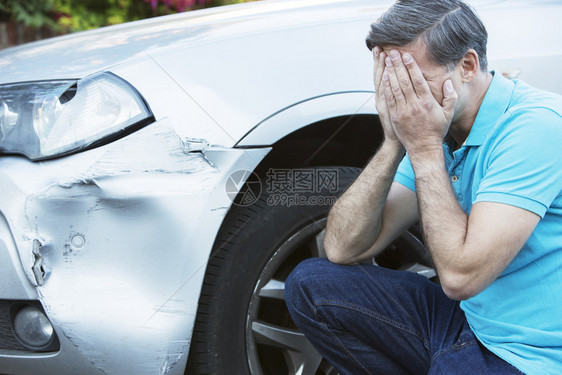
[187,166,432,375]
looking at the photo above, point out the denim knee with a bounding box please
[285,258,331,320]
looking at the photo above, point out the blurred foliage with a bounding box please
[0,0,59,28]
[0,0,257,32]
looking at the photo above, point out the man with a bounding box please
[284,0,562,374]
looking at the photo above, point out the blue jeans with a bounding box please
[285,258,524,374]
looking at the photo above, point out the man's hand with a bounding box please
[373,46,402,148]
[382,50,457,155]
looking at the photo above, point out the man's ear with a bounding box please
[460,49,480,82]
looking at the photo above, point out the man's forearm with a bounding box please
[324,141,404,264]
[409,150,470,295]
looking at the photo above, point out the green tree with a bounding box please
[0,0,59,28]
[0,0,257,33]
[54,0,154,32]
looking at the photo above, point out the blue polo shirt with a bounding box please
[394,73,562,375]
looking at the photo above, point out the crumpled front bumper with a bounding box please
[0,119,269,375]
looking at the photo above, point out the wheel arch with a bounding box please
[237,91,385,174]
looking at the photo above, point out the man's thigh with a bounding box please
[285,258,466,373]
[429,326,525,374]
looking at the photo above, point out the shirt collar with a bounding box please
[463,72,515,147]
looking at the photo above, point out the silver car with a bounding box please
[0,0,561,374]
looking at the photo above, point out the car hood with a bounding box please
[0,0,385,84]
[0,0,509,84]
[0,0,398,146]
[3,0,560,149]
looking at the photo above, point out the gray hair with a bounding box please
[365,0,488,71]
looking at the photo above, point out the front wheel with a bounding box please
[187,166,433,375]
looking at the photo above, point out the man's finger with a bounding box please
[373,47,381,87]
[402,53,432,98]
[385,56,407,105]
[389,50,415,99]
[382,70,398,112]
[374,49,386,93]
[442,79,458,118]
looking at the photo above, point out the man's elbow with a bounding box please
[323,234,354,265]
[441,284,474,301]
[439,272,481,301]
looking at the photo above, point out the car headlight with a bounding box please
[0,72,153,160]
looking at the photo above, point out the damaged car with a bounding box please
[0,0,561,374]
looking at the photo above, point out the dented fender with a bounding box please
[0,118,270,374]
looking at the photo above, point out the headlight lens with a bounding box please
[0,72,153,160]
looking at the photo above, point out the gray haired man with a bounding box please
[285,0,562,373]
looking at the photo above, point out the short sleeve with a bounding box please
[394,154,416,192]
[474,108,562,217]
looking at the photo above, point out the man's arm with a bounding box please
[323,144,419,264]
[411,151,539,300]
[383,50,540,300]
[323,47,419,264]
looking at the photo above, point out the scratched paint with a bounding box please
[0,115,269,374]
[19,120,217,374]
[0,110,269,374]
